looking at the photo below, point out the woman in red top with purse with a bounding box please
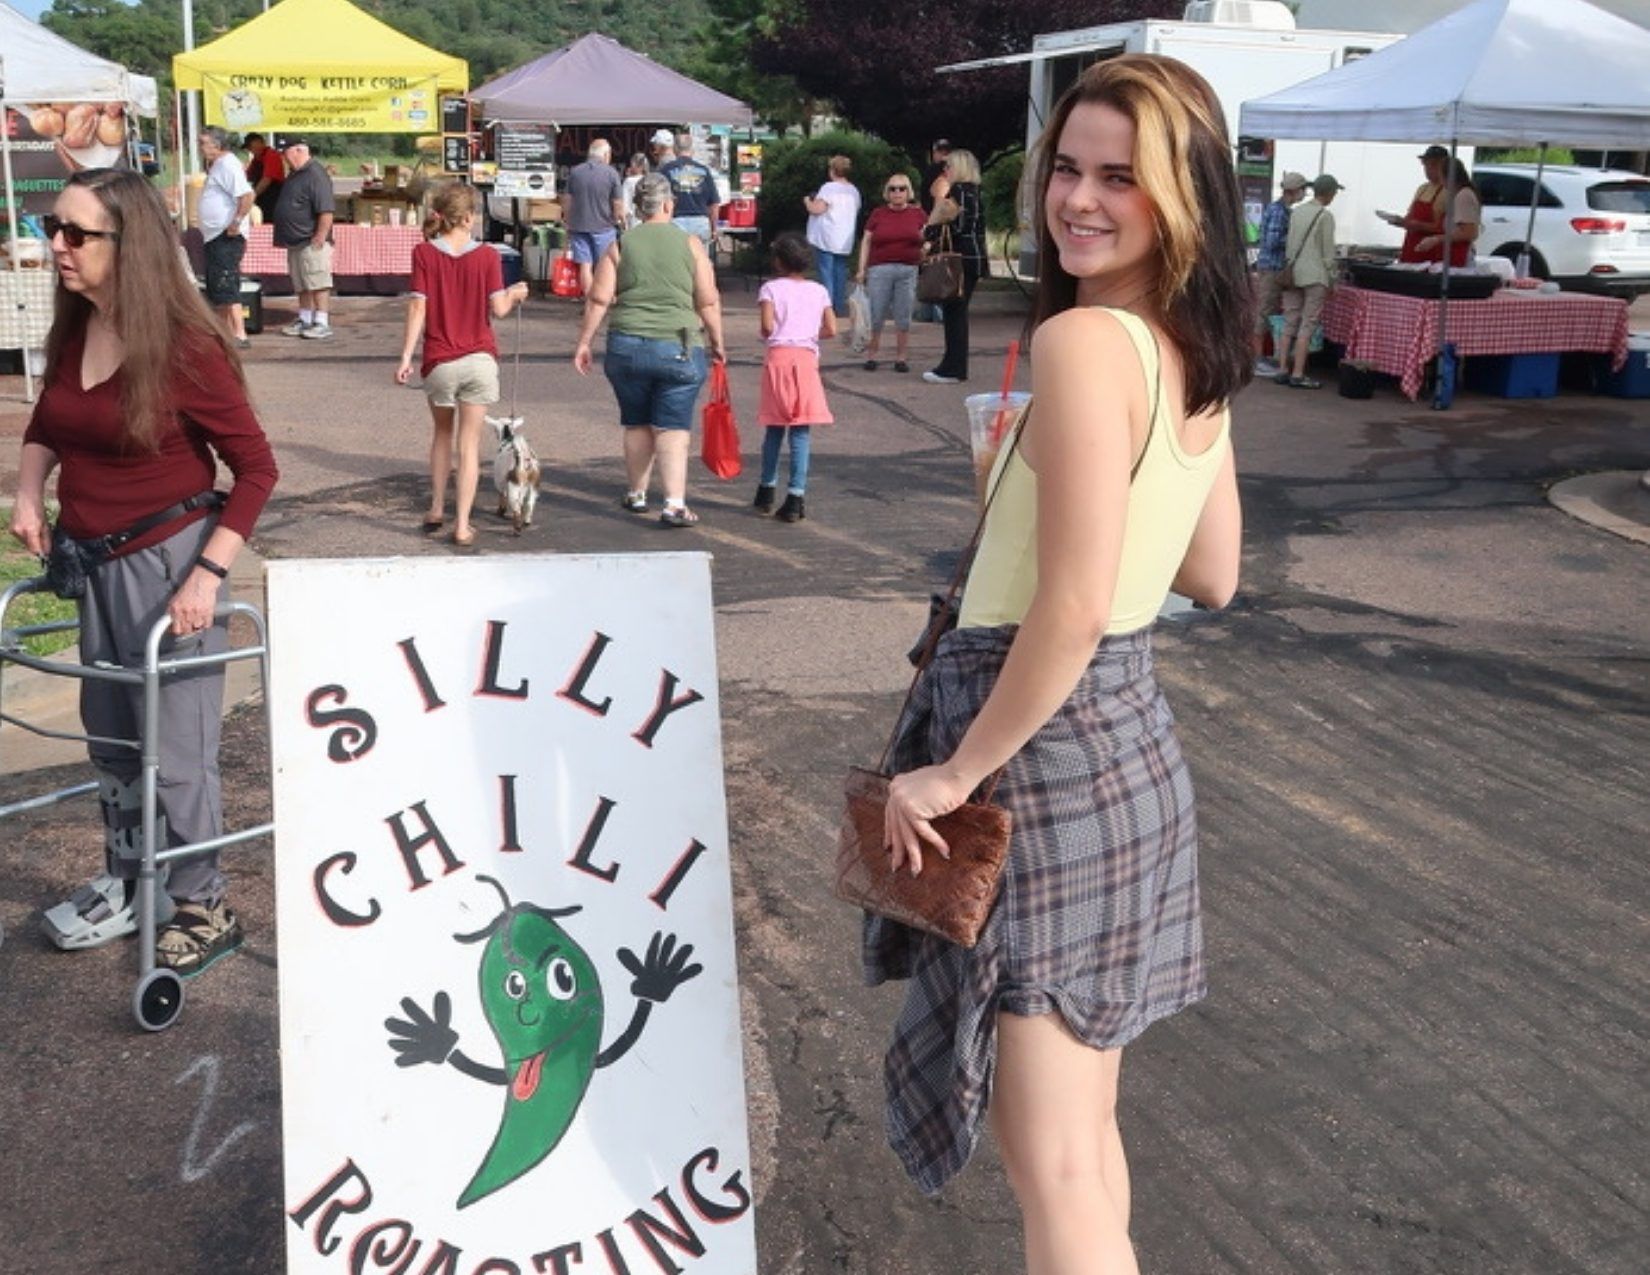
[10,168,278,976]
[854,173,929,372]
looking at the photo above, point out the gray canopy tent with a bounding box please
[1240,0,1650,408]
[471,33,752,126]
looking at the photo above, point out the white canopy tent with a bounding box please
[1239,0,1650,147]
[1238,0,1650,407]
[0,1,158,399]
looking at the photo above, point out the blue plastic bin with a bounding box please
[1464,352,1559,399]
[496,244,523,288]
[1595,347,1650,398]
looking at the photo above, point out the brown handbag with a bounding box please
[916,225,965,304]
[832,421,1025,948]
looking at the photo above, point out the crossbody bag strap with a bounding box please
[877,411,1027,776]
[1283,206,1325,272]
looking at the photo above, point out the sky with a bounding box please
[10,0,51,19]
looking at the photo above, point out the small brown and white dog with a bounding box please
[488,415,541,533]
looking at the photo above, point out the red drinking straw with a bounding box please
[989,340,1022,445]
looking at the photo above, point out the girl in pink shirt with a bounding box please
[756,233,836,523]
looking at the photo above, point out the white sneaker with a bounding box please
[922,370,962,385]
[1254,357,1281,377]
[281,319,310,336]
[301,322,334,341]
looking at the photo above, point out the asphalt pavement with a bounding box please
[1,276,1647,1274]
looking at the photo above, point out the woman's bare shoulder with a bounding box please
[1031,307,1139,369]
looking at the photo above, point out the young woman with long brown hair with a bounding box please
[869,55,1248,1272]
[9,168,278,975]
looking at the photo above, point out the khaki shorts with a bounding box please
[424,351,500,407]
[1253,268,1285,338]
[287,241,333,291]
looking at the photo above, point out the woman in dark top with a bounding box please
[923,147,988,384]
[9,168,278,976]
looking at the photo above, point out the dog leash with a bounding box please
[510,304,522,421]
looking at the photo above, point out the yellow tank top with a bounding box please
[957,309,1230,636]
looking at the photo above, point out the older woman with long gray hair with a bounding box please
[573,172,726,528]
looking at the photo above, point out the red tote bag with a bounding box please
[700,360,742,479]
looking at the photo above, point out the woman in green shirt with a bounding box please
[574,173,726,527]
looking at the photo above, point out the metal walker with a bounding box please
[0,575,273,1030]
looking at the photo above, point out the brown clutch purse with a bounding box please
[835,767,1010,948]
[832,421,1026,948]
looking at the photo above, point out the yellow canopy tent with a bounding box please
[172,0,466,134]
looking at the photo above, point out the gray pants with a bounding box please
[78,517,228,904]
[866,262,917,334]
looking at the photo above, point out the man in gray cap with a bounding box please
[1275,174,1343,389]
[1253,169,1309,376]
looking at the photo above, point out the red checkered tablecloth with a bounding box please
[1320,284,1630,400]
[241,224,422,278]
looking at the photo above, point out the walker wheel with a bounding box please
[133,968,186,1032]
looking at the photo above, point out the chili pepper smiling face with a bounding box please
[458,908,605,1208]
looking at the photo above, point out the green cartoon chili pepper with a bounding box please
[384,875,703,1208]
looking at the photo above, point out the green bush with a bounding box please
[755,130,918,251]
[982,149,1027,234]
[1475,146,1576,165]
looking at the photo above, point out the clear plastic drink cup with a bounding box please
[965,391,1031,504]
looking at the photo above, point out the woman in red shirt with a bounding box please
[396,182,529,546]
[854,174,928,372]
[10,168,278,975]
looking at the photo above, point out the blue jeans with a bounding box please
[603,332,708,431]
[812,248,850,316]
[760,426,811,495]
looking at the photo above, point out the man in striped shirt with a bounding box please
[1254,170,1308,376]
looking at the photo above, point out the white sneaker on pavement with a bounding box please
[301,323,334,341]
[281,319,310,337]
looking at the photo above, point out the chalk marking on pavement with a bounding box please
[175,1054,259,1184]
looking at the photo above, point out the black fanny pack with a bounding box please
[45,491,225,600]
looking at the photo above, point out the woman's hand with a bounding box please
[884,764,973,877]
[573,341,593,376]
[167,568,220,638]
[394,355,413,385]
[10,493,49,557]
[509,281,529,305]
[1416,235,1442,254]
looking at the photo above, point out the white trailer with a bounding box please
[942,1,1465,265]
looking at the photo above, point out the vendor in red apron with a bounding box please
[1385,145,1477,266]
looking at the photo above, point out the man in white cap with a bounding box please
[660,131,721,252]
[271,136,336,340]
[1253,169,1308,376]
[647,128,675,172]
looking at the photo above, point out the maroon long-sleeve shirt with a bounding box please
[25,322,278,556]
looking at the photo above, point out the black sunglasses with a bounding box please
[43,215,118,248]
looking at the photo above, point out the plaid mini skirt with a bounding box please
[863,623,1205,1194]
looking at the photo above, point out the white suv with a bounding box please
[1473,164,1650,299]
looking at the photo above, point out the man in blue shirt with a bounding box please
[660,132,721,252]
[1254,170,1307,376]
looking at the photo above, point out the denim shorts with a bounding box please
[604,331,707,431]
[570,229,617,265]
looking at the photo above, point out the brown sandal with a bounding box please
[452,527,476,547]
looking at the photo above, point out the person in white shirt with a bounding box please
[197,127,254,347]
[803,154,862,317]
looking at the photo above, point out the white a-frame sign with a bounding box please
[267,553,756,1274]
